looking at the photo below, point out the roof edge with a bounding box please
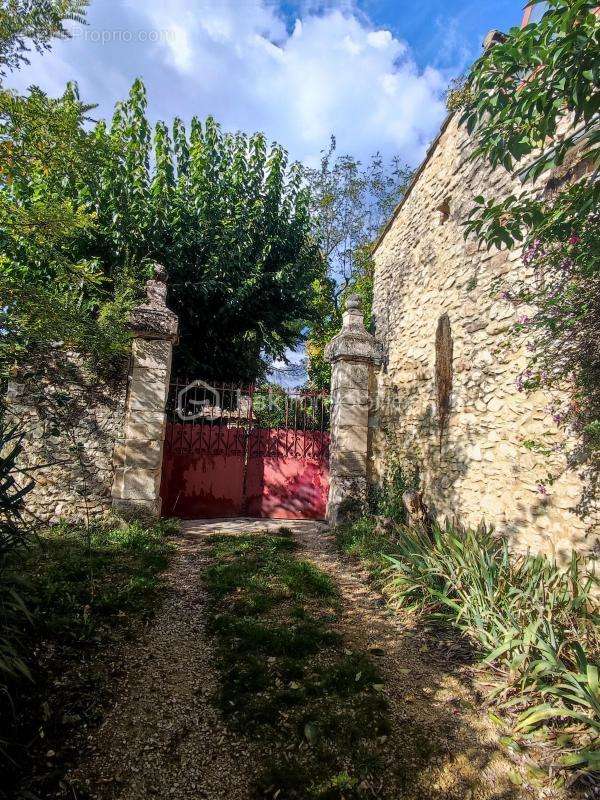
[372,111,455,256]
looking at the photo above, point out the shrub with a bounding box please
[384,522,600,775]
[368,457,418,524]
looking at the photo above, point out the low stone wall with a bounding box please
[371,114,598,559]
[5,354,129,524]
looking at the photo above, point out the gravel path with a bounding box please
[69,523,264,800]
[69,518,571,800]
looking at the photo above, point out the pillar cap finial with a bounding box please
[129,261,179,342]
[346,293,361,311]
[324,294,380,364]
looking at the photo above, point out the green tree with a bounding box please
[0,0,126,378]
[304,136,410,299]
[0,83,131,376]
[302,139,411,388]
[455,0,600,477]
[0,0,88,75]
[83,79,323,382]
[458,0,599,249]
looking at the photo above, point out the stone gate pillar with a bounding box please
[325,294,380,524]
[111,263,179,517]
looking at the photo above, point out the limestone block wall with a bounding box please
[371,114,598,559]
[5,354,128,524]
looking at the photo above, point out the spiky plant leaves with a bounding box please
[383,521,600,773]
[0,420,34,695]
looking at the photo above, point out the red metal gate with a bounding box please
[159,380,330,520]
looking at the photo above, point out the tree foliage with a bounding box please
[83,79,323,382]
[302,140,410,388]
[458,0,599,249]
[1,75,324,383]
[456,0,600,473]
[0,0,127,377]
[303,137,410,297]
[0,0,88,75]
[0,83,131,376]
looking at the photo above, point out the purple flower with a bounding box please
[537,484,548,495]
[517,315,531,325]
[522,239,544,265]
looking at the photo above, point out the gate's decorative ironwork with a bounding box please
[160,380,330,519]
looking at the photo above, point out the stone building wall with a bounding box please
[5,354,129,524]
[371,114,598,559]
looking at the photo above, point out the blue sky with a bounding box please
[8,0,525,169]
[280,1,521,71]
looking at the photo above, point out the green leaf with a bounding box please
[304,721,318,745]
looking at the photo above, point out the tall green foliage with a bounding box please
[0,83,131,375]
[85,79,322,381]
[0,0,131,379]
[0,1,124,376]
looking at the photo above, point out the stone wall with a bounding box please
[371,114,598,559]
[6,263,179,525]
[5,354,129,524]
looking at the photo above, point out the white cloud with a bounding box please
[366,29,394,50]
[162,23,194,72]
[6,0,449,166]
